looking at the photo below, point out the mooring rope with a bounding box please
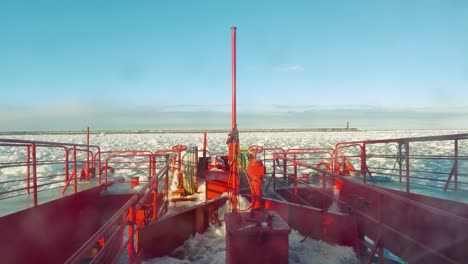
[182,146,198,195]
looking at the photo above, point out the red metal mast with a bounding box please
[227,27,240,211]
[231,27,237,129]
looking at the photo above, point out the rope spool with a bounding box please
[182,146,198,195]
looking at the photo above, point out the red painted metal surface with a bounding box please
[65,159,170,263]
[263,197,359,252]
[273,147,468,263]
[138,196,227,259]
[0,187,106,263]
[225,211,290,264]
[205,170,230,200]
[340,180,468,264]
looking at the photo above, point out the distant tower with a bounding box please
[346,121,349,130]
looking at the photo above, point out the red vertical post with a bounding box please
[26,145,30,195]
[231,27,237,129]
[148,156,152,180]
[203,132,207,159]
[73,145,77,193]
[165,154,169,198]
[195,146,199,191]
[405,142,410,193]
[293,154,297,195]
[98,148,102,185]
[128,205,135,263]
[273,155,277,191]
[177,149,183,190]
[152,155,156,179]
[228,26,240,211]
[65,148,69,182]
[455,139,458,191]
[86,127,90,180]
[398,143,402,183]
[153,175,158,219]
[31,143,37,206]
[361,144,366,183]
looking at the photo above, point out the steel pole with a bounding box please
[455,139,458,191]
[231,27,237,129]
[32,143,37,206]
[73,145,77,193]
[405,142,410,193]
[65,148,69,183]
[26,146,30,195]
[98,148,102,185]
[128,205,135,264]
[86,127,89,180]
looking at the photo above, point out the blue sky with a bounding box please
[1,1,468,131]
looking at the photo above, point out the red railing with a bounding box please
[272,152,468,264]
[266,148,335,193]
[0,138,100,206]
[64,156,170,264]
[334,133,468,193]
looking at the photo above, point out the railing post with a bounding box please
[398,143,402,183]
[65,147,69,183]
[26,145,30,195]
[98,149,102,185]
[128,204,136,264]
[273,155,277,191]
[86,127,90,181]
[405,142,410,193]
[73,145,77,193]
[152,155,156,178]
[333,148,338,175]
[153,157,158,219]
[454,139,458,191]
[293,154,297,195]
[153,184,158,219]
[148,156,152,180]
[165,154,169,198]
[361,144,366,183]
[31,143,37,206]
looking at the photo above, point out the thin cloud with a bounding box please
[273,65,304,72]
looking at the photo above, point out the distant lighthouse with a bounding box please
[346,121,349,130]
